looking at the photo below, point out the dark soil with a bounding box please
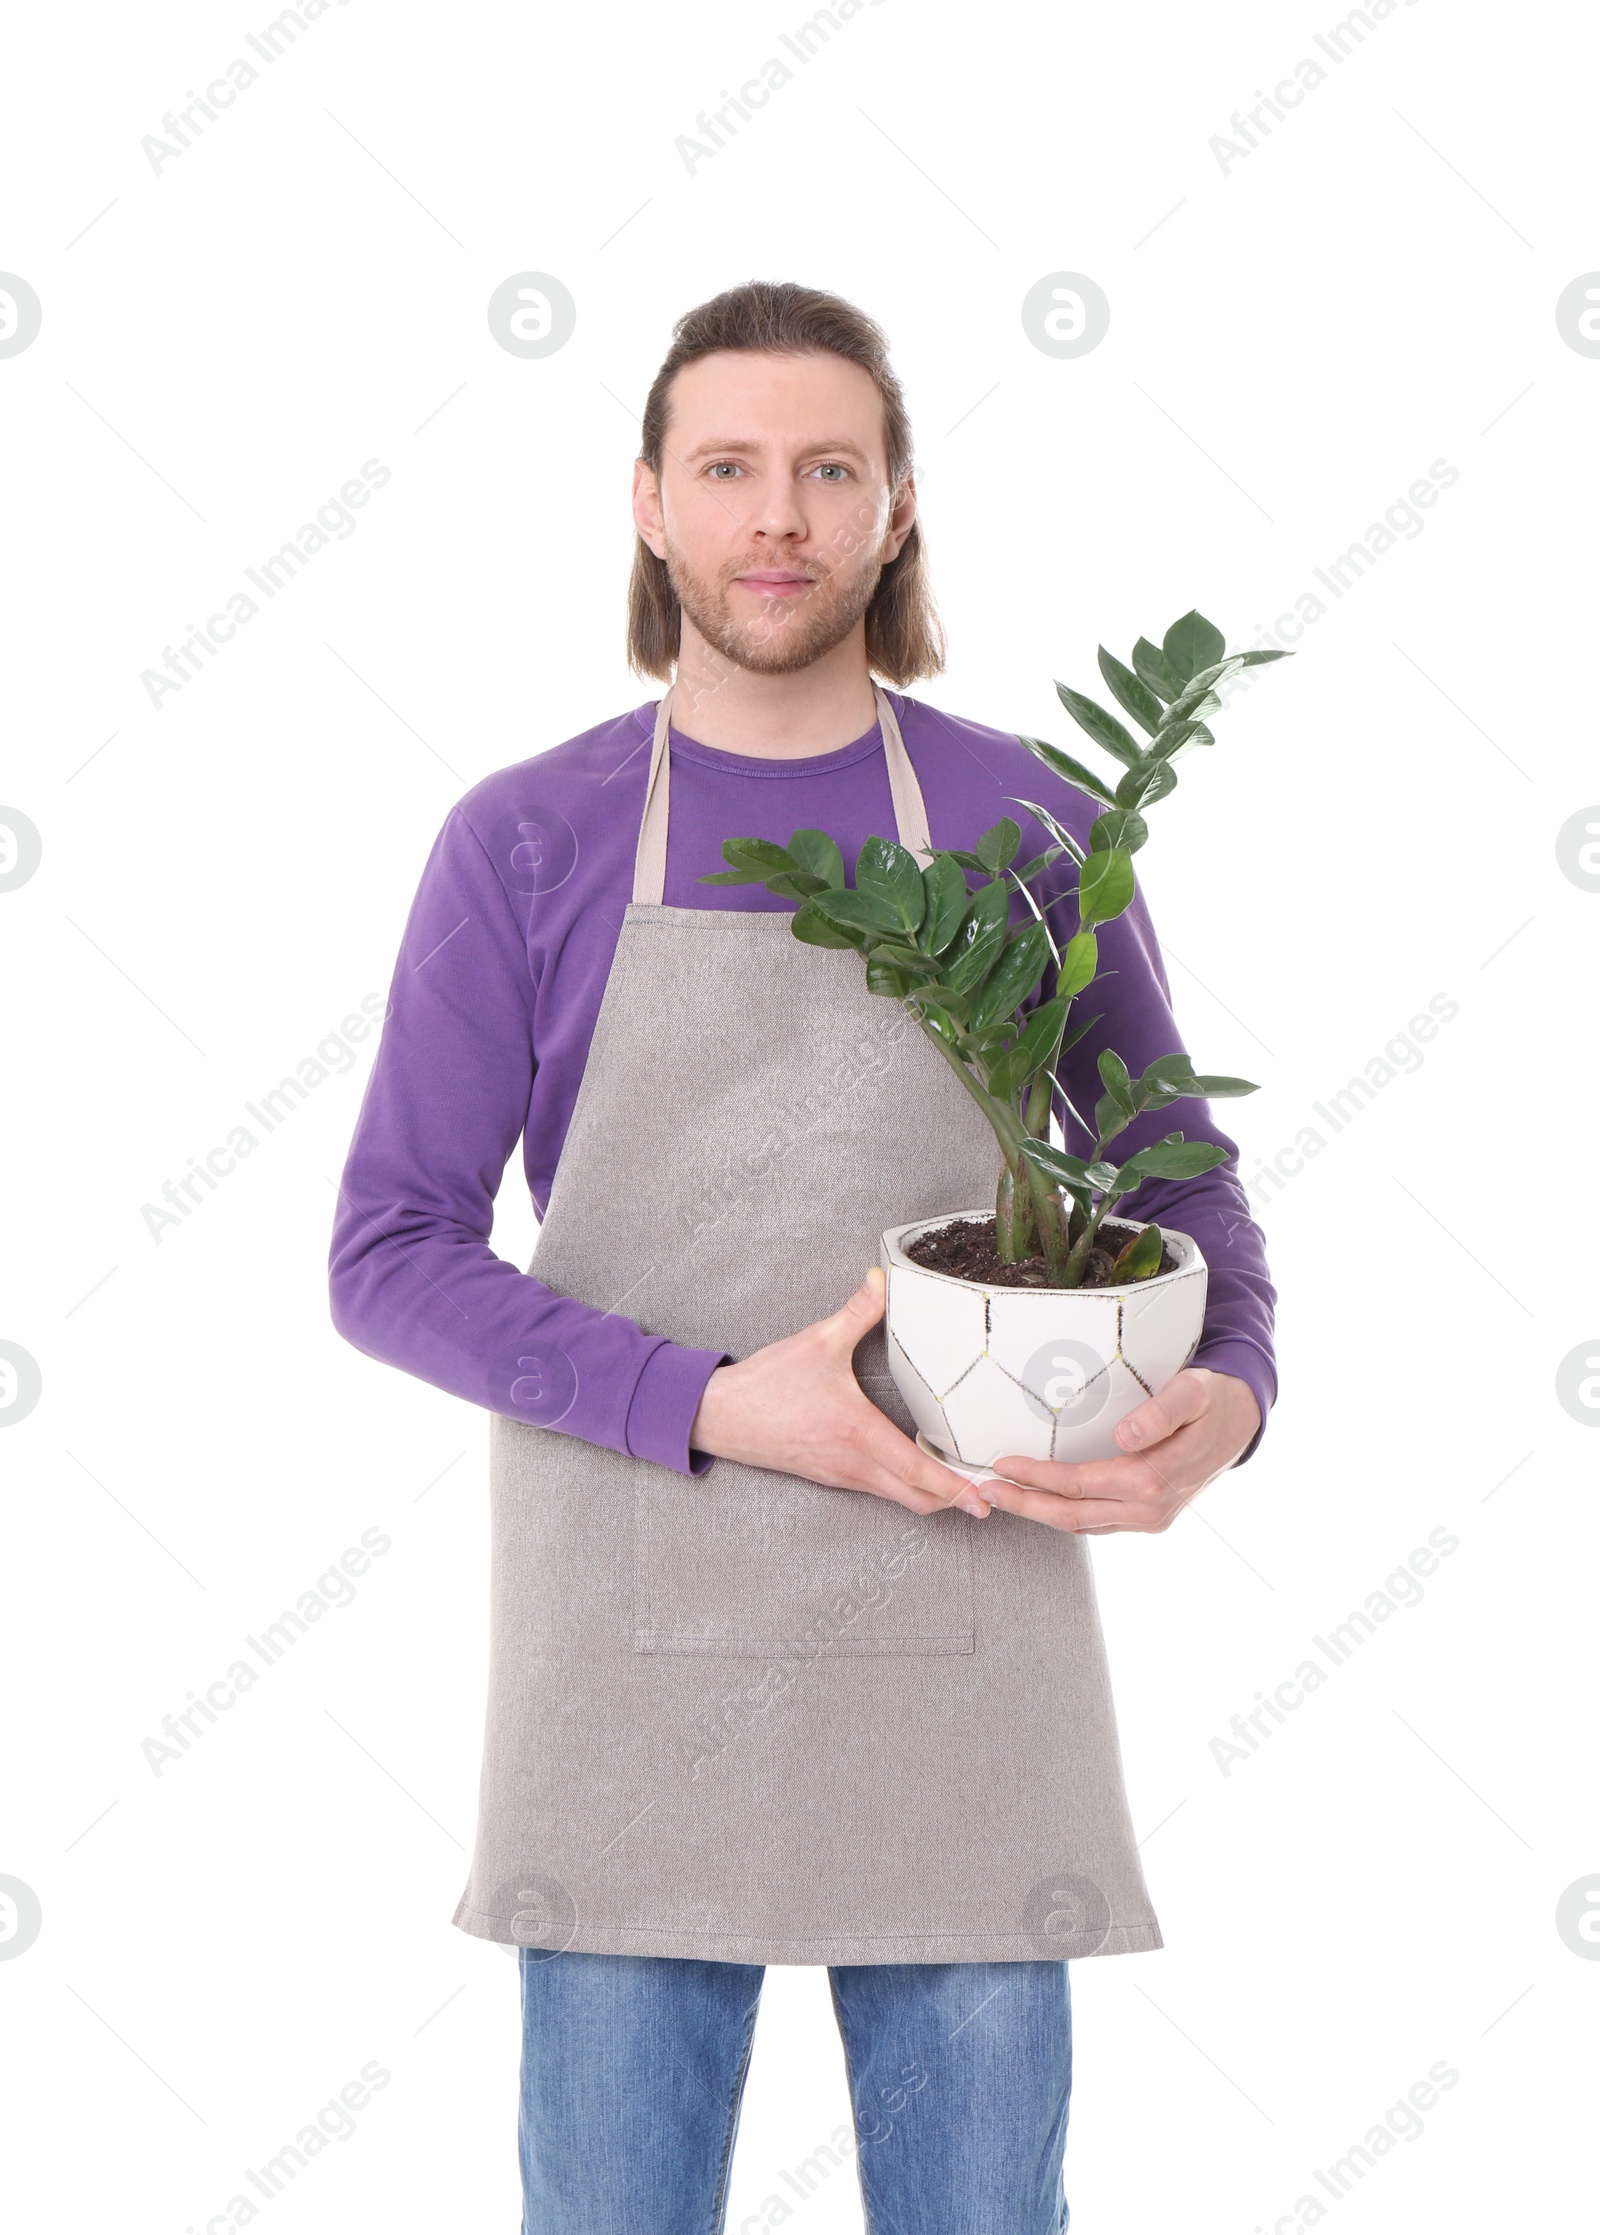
[904,1214,1179,1290]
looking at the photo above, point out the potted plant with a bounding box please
[700,611,1289,1471]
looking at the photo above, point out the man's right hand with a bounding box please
[689,1266,992,1518]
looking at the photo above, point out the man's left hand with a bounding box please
[978,1367,1262,1534]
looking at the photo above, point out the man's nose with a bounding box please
[745,478,809,542]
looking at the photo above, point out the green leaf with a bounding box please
[1018,735,1116,807]
[723,836,793,874]
[918,855,971,955]
[1089,808,1148,855]
[944,848,988,872]
[867,940,940,975]
[943,878,1012,994]
[804,884,904,937]
[1110,1223,1164,1280]
[787,829,845,890]
[729,837,793,873]
[1018,1136,1096,1199]
[1133,1054,1261,1104]
[790,903,860,949]
[1149,717,1214,763]
[1162,609,1226,686]
[856,836,926,935]
[1058,1008,1102,1055]
[917,1002,960,1048]
[865,956,916,999]
[1008,992,1072,1084]
[1188,1073,1259,1098]
[1118,1134,1232,1184]
[975,817,1021,872]
[1140,1052,1196,1092]
[984,1047,1020,1104]
[1076,847,1135,929]
[969,921,1051,1030]
[928,977,977,1020]
[1164,664,1238,721]
[1010,797,1087,867]
[1093,1047,1140,1145]
[1132,637,1178,702]
[1094,1093,1128,1142]
[1056,929,1098,1000]
[1163,651,1284,708]
[1012,847,1064,885]
[1115,758,1178,811]
[1096,647,1165,737]
[764,869,828,901]
[1054,684,1143,769]
[1097,1048,1137,1114]
[700,838,797,884]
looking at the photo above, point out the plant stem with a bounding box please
[911,1007,1025,1160]
[1024,1067,1053,1136]
[909,1004,1060,1264]
[1020,1153,1072,1278]
[994,1157,1038,1261]
[906,1002,1083,1280]
[1059,1186,1124,1286]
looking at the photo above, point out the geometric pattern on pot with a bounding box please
[1050,1357,1155,1463]
[883,1222,1210,1465]
[884,1259,989,1397]
[985,1287,1123,1396]
[884,1327,955,1456]
[987,1290,1124,1456]
[1119,1268,1209,1394]
[941,1350,1056,1464]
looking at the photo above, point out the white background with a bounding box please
[2,1,1595,2229]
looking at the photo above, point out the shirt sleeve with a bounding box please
[1048,863,1279,1467]
[327,803,731,1475]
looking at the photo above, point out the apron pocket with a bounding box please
[633,1460,975,1658]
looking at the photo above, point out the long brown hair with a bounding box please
[627,280,945,685]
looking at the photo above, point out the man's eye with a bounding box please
[708,462,741,478]
[814,463,848,480]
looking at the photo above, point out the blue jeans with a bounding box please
[518,1949,1073,2234]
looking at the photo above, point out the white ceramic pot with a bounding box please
[880,1212,1209,1472]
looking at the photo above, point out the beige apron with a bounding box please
[451,687,1162,1964]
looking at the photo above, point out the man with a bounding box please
[330,279,1275,2234]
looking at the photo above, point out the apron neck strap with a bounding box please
[631,684,933,907]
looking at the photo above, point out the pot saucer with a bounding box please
[914,1431,1005,1486]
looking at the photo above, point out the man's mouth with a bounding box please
[733,569,816,598]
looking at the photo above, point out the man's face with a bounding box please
[632,349,915,675]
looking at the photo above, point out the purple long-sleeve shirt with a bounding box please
[329,691,1277,1473]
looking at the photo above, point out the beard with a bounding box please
[663,538,886,676]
